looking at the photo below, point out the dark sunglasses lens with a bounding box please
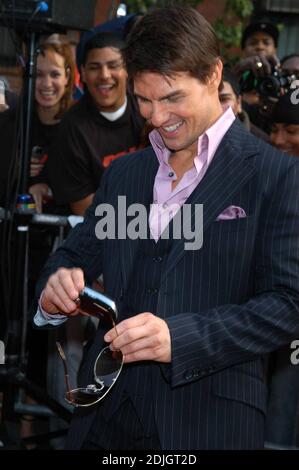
[66,385,104,406]
[94,347,123,387]
[65,347,123,406]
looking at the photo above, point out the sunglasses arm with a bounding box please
[56,341,73,397]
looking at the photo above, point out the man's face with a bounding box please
[244,32,276,57]
[134,67,223,155]
[81,47,127,112]
[270,123,299,157]
[219,81,242,116]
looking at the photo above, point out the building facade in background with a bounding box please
[0,0,298,93]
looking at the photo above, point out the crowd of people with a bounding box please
[1,4,299,451]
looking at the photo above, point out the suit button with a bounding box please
[184,370,194,381]
[147,288,158,294]
[153,256,163,262]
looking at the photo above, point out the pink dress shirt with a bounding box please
[148,107,236,241]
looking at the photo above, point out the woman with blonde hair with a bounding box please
[17,40,77,447]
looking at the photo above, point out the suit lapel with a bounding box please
[161,121,258,282]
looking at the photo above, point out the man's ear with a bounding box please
[208,60,223,89]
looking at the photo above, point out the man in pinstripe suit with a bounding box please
[35,6,299,449]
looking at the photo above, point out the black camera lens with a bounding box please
[258,76,281,98]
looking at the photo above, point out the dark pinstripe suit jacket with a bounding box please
[38,119,299,449]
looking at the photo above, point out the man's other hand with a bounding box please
[104,312,171,364]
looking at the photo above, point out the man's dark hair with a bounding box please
[271,92,299,125]
[124,6,220,83]
[82,32,126,65]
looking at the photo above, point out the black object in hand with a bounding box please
[76,286,118,324]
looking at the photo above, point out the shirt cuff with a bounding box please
[33,293,68,327]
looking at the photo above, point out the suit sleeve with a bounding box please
[35,163,114,299]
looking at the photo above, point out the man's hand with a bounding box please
[104,312,171,364]
[233,53,280,78]
[41,267,85,316]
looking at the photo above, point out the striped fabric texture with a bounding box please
[37,119,299,450]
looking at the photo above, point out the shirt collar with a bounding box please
[149,106,236,168]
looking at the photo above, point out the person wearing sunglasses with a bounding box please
[34,6,299,450]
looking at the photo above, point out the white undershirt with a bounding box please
[100,96,127,121]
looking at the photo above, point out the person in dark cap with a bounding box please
[234,19,280,94]
[233,19,281,134]
[76,15,139,70]
[241,20,279,57]
[270,91,299,156]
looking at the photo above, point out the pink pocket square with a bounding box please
[216,205,247,221]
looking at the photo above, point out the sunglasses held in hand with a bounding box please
[56,287,123,407]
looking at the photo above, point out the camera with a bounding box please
[239,66,296,98]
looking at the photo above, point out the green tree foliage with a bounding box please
[213,0,254,62]
[125,0,254,61]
